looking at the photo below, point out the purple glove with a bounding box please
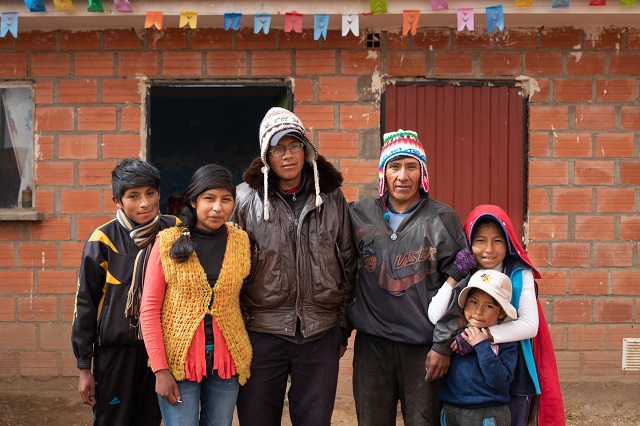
[455,330,475,357]
[453,247,476,277]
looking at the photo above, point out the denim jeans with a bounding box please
[158,360,239,426]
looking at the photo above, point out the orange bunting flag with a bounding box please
[145,12,163,30]
[402,10,420,36]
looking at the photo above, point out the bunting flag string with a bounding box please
[254,12,271,34]
[114,0,132,13]
[145,11,162,29]
[1,13,18,38]
[314,14,329,40]
[179,11,197,29]
[342,14,359,36]
[53,0,75,12]
[224,13,242,31]
[284,10,303,33]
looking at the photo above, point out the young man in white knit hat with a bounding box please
[348,129,476,425]
[231,107,357,426]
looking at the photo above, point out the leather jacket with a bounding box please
[231,156,357,339]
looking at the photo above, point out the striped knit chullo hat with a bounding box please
[378,129,429,197]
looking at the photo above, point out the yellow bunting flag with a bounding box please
[53,0,75,12]
[515,0,533,6]
[179,11,198,29]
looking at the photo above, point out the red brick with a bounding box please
[339,105,379,131]
[574,215,615,240]
[620,216,640,241]
[387,51,427,77]
[529,132,549,157]
[0,271,33,295]
[595,133,635,157]
[294,78,314,102]
[574,160,614,185]
[319,77,358,102]
[74,52,114,77]
[552,133,592,157]
[234,28,275,50]
[191,28,232,50]
[524,51,563,75]
[317,132,359,158]
[102,79,142,103]
[15,31,56,51]
[340,51,380,75]
[118,52,159,77]
[567,325,606,350]
[434,51,473,75]
[61,190,101,214]
[532,77,551,102]
[206,51,247,77]
[252,51,292,76]
[79,161,117,186]
[528,214,568,240]
[32,217,71,241]
[596,188,635,212]
[536,270,566,295]
[31,53,70,77]
[60,242,84,268]
[78,107,116,131]
[529,160,568,185]
[0,299,15,322]
[566,52,606,76]
[37,135,54,160]
[620,106,640,130]
[61,351,78,377]
[411,28,451,50]
[104,29,143,50]
[296,50,336,75]
[121,107,141,131]
[148,28,188,50]
[34,189,54,215]
[340,159,378,185]
[575,105,615,130]
[453,31,494,49]
[569,269,608,295]
[0,325,37,349]
[528,188,550,212]
[39,323,72,350]
[548,324,565,350]
[162,52,203,77]
[554,299,593,323]
[58,79,98,104]
[611,270,640,295]
[19,351,59,376]
[35,81,53,105]
[387,32,410,50]
[61,296,76,321]
[60,30,100,50]
[554,79,593,102]
[102,192,119,214]
[0,53,27,77]
[584,27,625,49]
[59,134,98,159]
[341,186,360,203]
[280,29,320,49]
[583,351,622,377]
[555,351,581,378]
[77,216,113,240]
[550,242,591,267]
[610,52,640,76]
[539,27,582,49]
[18,242,57,268]
[38,269,78,294]
[529,105,568,130]
[481,52,521,76]
[595,79,637,103]
[36,161,74,186]
[35,107,74,132]
[608,325,640,350]
[594,243,633,267]
[595,299,633,322]
[294,104,334,130]
[496,29,537,49]
[18,297,57,322]
[0,36,11,50]
[322,31,363,49]
[552,188,592,213]
[103,133,143,158]
[0,244,14,268]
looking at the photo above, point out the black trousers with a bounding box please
[352,332,440,426]
[236,328,342,426]
[93,345,161,426]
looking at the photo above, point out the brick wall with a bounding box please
[0,25,638,380]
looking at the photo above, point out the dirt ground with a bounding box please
[0,376,638,425]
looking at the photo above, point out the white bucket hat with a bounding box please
[458,269,518,322]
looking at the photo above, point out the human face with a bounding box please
[192,188,235,232]
[471,222,508,270]
[114,186,160,225]
[385,157,422,212]
[268,135,305,191]
[463,289,506,328]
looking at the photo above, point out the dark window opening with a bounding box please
[366,32,381,49]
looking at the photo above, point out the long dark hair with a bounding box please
[170,164,236,263]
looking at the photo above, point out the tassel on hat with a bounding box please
[258,107,322,221]
[378,129,429,197]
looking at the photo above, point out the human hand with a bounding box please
[78,369,96,407]
[424,350,450,382]
[453,247,477,277]
[155,369,181,404]
[461,326,490,346]
[450,340,458,352]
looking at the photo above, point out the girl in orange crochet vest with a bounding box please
[140,164,252,426]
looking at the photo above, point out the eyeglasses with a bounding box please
[268,142,305,157]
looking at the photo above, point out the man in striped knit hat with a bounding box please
[348,129,476,425]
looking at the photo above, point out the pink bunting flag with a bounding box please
[114,0,132,12]
[285,11,303,33]
[457,7,474,31]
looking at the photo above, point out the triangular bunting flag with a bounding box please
[370,0,387,14]
[342,14,359,37]
[314,14,329,40]
[552,0,569,8]
[254,13,271,34]
[145,11,162,29]
[285,11,303,33]
[179,11,198,29]
[588,0,606,5]
[431,0,449,11]
[402,10,420,36]
[457,7,474,31]
[114,0,133,12]
[224,13,242,31]
[1,13,18,38]
[620,0,635,5]
[515,0,533,6]
[53,0,75,11]
[87,0,104,12]
[486,5,504,33]
[24,0,46,12]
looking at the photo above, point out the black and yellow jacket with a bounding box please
[71,214,179,370]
